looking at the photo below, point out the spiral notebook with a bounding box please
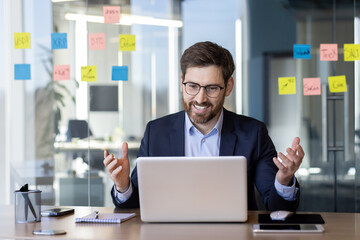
[75,212,136,224]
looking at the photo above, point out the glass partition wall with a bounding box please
[2,0,360,212]
[52,0,183,206]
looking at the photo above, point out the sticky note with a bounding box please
[89,33,106,50]
[81,66,97,82]
[328,75,347,93]
[278,77,296,95]
[53,65,70,81]
[103,6,121,23]
[119,35,135,51]
[303,78,321,96]
[51,33,67,49]
[293,44,311,59]
[14,32,31,49]
[344,44,360,61]
[112,66,128,81]
[320,44,338,61]
[14,64,31,80]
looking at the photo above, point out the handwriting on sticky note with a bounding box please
[293,44,311,59]
[320,44,338,61]
[51,33,67,50]
[119,35,135,51]
[344,44,360,61]
[278,77,296,95]
[303,78,321,96]
[328,75,347,93]
[89,33,106,50]
[81,66,97,82]
[53,65,70,81]
[14,64,31,80]
[14,33,31,49]
[112,66,128,81]
[103,6,121,23]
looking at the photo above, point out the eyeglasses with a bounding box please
[182,82,225,98]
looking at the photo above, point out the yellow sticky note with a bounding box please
[81,66,97,82]
[328,75,347,93]
[14,32,31,49]
[119,35,135,51]
[344,44,360,61]
[278,77,296,95]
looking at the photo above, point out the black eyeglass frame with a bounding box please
[182,82,225,98]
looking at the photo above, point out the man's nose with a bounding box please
[194,87,208,103]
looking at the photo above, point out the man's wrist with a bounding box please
[115,179,130,193]
[276,173,294,186]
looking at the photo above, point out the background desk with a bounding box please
[54,140,140,169]
[0,205,360,239]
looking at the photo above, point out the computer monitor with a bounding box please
[89,85,118,112]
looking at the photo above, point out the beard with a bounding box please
[182,95,225,124]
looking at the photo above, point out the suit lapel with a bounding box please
[220,109,237,156]
[169,111,185,156]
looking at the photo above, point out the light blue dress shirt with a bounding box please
[114,110,298,204]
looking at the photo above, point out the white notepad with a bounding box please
[75,212,136,223]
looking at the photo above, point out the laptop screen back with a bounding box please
[137,156,247,222]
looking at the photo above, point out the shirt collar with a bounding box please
[185,109,224,136]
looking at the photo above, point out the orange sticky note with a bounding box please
[14,32,31,49]
[53,65,70,81]
[89,33,106,50]
[328,75,347,93]
[119,35,136,51]
[320,44,338,61]
[103,6,121,23]
[278,77,296,95]
[303,78,321,96]
[344,44,360,61]
[81,66,97,82]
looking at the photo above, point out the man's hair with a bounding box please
[180,41,235,85]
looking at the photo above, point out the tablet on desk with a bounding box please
[253,224,324,233]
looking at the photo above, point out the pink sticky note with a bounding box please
[303,77,321,95]
[89,33,106,50]
[53,65,70,81]
[320,44,338,61]
[103,6,121,23]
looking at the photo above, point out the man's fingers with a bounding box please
[111,165,123,177]
[273,157,285,170]
[297,144,305,159]
[291,137,300,151]
[122,142,129,161]
[104,149,109,158]
[106,158,119,173]
[103,154,114,167]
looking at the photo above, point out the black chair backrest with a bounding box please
[66,119,93,142]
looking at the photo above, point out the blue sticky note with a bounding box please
[14,64,31,80]
[293,44,311,59]
[51,33,67,50]
[112,66,128,81]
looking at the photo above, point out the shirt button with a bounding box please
[202,139,205,143]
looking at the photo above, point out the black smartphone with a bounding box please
[41,207,74,217]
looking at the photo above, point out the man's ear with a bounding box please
[225,77,234,96]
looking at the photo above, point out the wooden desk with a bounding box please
[0,205,359,239]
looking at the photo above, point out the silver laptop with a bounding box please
[137,156,247,222]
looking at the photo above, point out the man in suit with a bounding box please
[104,41,304,211]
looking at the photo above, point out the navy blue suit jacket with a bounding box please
[111,108,300,211]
